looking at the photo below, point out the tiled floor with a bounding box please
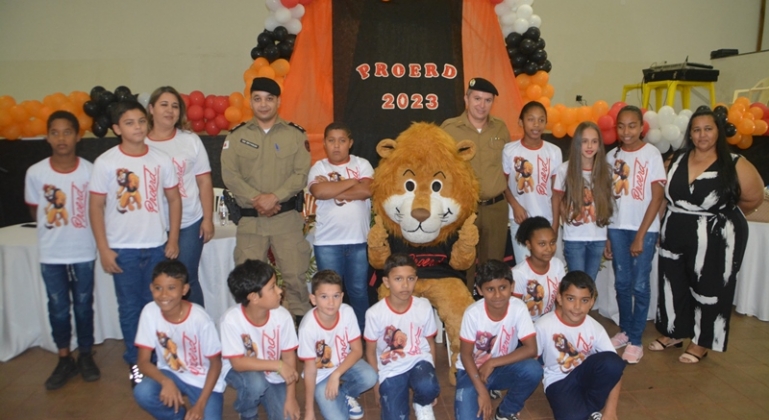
[2,310,769,419]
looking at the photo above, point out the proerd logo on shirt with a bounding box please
[71,182,88,228]
[631,159,649,201]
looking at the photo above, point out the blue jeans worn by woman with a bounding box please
[314,243,369,331]
[225,369,289,420]
[134,369,223,420]
[455,358,542,419]
[563,240,607,282]
[313,359,377,419]
[40,260,96,352]
[176,217,205,307]
[378,360,440,419]
[607,229,658,346]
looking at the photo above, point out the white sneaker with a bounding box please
[346,396,364,420]
[413,402,436,420]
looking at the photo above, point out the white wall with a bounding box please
[0,0,763,110]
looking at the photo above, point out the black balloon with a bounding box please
[116,91,134,102]
[257,32,274,47]
[536,38,546,50]
[505,32,523,48]
[250,46,264,60]
[83,101,101,118]
[540,60,553,73]
[273,26,288,42]
[90,86,106,101]
[714,105,728,115]
[96,91,116,108]
[530,49,548,65]
[512,54,527,68]
[91,122,108,138]
[285,34,297,45]
[513,66,523,76]
[278,42,293,59]
[519,39,536,55]
[263,44,280,62]
[523,27,541,41]
[96,114,112,129]
[506,47,518,58]
[524,61,539,75]
[725,122,737,137]
[114,86,132,97]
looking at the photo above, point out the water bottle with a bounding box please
[218,195,228,226]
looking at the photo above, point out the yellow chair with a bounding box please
[621,83,643,103]
[641,80,716,110]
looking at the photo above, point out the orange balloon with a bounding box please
[2,123,21,140]
[730,103,746,114]
[567,123,579,138]
[561,108,577,126]
[229,92,245,109]
[243,68,259,84]
[554,103,567,115]
[538,96,551,108]
[510,126,524,140]
[552,123,567,138]
[256,65,276,79]
[577,106,592,122]
[543,84,555,99]
[0,110,12,128]
[0,95,16,110]
[726,133,741,145]
[38,106,54,122]
[742,111,755,121]
[749,106,764,120]
[548,106,561,125]
[753,119,768,136]
[22,100,43,116]
[727,110,743,124]
[592,100,610,119]
[77,114,92,133]
[516,74,531,90]
[68,91,90,105]
[734,97,750,108]
[531,70,549,86]
[251,57,269,70]
[28,118,46,137]
[241,105,253,120]
[9,105,29,123]
[737,119,755,135]
[526,84,542,101]
[737,134,753,149]
[270,59,290,77]
[58,101,79,116]
[224,106,243,123]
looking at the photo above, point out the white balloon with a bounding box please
[286,18,302,34]
[658,106,676,126]
[495,3,510,16]
[265,0,282,12]
[646,128,662,144]
[670,132,685,150]
[643,110,660,129]
[655,139,670,154]
[513,18,529,34]
[274,7,292,24]
[501,25,515,37]
[290,4,305,19]
[504,0,519,7]
[678,109,693,119]
[264,16,279,31]
[501,12,518,26]
[673,115,690,132]
[661,124,681,142]
[137,92,150,109]
[517,4,533,20]
[529,14,542,28]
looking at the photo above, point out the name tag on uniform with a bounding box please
[240,139,259,149]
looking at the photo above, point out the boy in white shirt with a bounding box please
[25,111,99,389]
[89,101,182,386]
[364,254,440,420]
[298,270,377,419]
[220,259,300,420]
[455,260,542,420]
[536,271,624,420]
[133,260,224,420]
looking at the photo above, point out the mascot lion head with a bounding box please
[371,122,479,246]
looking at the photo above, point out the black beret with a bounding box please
[468,78,498,96]
[250,77,281,96]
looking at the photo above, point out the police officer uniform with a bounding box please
[221,78,311,316]
[441,78,511,288]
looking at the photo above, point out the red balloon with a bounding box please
[204,95,216,109]
[281,0,299,7]
[205,120,220,136]
[597,115,614,131]
[611,101,627,110]
[181,94,190,109]
[642,120,650,137]
[215,115,230,130]
[608,106,622,122]
[751,102,769,115]
[187,104,204,121]
[213,97,229,114]
[204,107,216,120]
[189,91,205,107]
[298,0,312,4]
[191,119,206,132]
[602,128,617,145]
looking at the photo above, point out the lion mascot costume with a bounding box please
[368,122,479,385]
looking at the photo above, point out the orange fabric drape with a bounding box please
[280,0,334,164]
[461,0,524,140]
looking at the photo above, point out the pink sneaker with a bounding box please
[610,332,629,349]
[622,344,644,364]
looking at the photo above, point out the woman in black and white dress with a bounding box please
[650,109,763,363]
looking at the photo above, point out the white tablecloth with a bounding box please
[0,223,237,362]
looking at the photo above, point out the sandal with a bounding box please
[648,337,683,351]
[679,350,708,364]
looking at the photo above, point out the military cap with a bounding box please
[250,77,281,96]
[468,77,498,96]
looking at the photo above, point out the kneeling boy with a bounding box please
[536,271,624,420]
[455,260,542,420]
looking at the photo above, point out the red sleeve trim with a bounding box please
[552,188,565,193]
[348,335,361,342]
[222,354,243,359]
[426,331,437,339]
[460,337,475,344]
[164,186,178,190]
[89,191,107,196]
[651,179,667,184]
[299,357,316,361]
[512,293,523,298]
[25,202,37,207]
[135,344,155,350]
[519,332,536,342]
[194,171,212,177]
[282,345,299,352]
[205,351,222,358]
[364,337,377,342]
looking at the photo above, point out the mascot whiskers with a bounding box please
[368,122,479,385]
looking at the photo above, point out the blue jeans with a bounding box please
[607,229,658,345]
[176,217,205,307]
[545,352,624,420]
[134,369,223,420]
[225,369,289,420]
[40,261,96,352]
[455,359,542,419]
[379,361,440,419]
[563,240,607,282]
[113,246,166,365]
[314,359,378,419]
[314,243,369,332]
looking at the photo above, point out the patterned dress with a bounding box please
[655,152,748,351]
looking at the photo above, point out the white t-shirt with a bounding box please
[24,157,96,264]
[298,304,361,383]
[606,143,666,232]
[146,130,212,228]
[364,297,437,383]
[535,311,615,391]
[456,298,536,371]
[502,140,563,222]
[307,155,374,245]
[220,304,299,382]
[552,162,608,241]
[89,145,177,248]
[135,302,226,392]
[512,258,566,322]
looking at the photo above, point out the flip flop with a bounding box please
[679,350,708,364]
[648,338,683,351]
